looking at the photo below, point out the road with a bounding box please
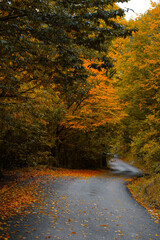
[1,157,160,240]
[108,157,142,176]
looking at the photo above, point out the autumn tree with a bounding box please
[52,59,126,168]
[0,0,135,169]
[0,0,134,98]
[110,2,160,172]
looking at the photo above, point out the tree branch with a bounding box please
[0,13,26,21]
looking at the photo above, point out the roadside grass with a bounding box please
[121,153,160,222]
[128,173,160,222]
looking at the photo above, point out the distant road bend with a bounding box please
[109,156,142,176]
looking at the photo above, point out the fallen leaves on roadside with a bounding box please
[0,167,104,220]
[0,182,39,219]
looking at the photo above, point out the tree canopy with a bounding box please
[0,0,138,169]
[1,0,133,100]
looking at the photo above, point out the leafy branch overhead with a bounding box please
[0,0,138,170]
[0,0,135,100]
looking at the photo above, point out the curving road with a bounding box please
[108,156,142,176]
[1,157,160,240]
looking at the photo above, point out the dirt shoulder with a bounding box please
[118,156,160,222]
[127,173,160,223]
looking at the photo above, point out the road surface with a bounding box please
[1,157,160,240]
[109,156,142,176]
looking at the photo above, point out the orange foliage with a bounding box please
[62,59,126,131]
[0,183,37,220]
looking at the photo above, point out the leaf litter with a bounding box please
[0,167,104,239]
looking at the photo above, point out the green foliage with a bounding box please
[0,102,46,168]
[0,87,64,168]
[131,115,160,172]
[0,0,135,99]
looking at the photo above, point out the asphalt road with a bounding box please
[108,157,142,176]
[1,158,160,240]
